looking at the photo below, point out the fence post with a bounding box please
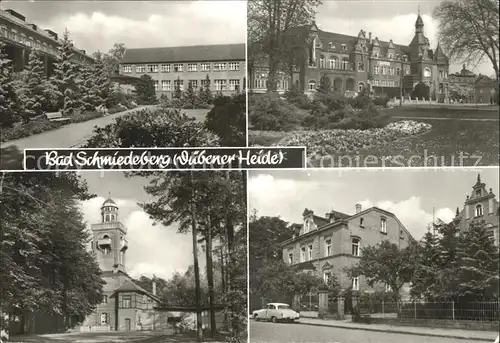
[452,300,455,320]
[414,301,416,319]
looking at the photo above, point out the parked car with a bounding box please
[252,303,300,323]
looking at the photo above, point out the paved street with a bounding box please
[249,321,481,343]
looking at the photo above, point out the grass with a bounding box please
[250,105,500,167]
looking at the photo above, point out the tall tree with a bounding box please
[347,240,418,313]
[455,222,499,301]
[201,74,213,104]
[0,42,19,127]
[51,28,80,115]
[91,52,111,108]
[103,43,127,75]
[410,230,440,300]
[135,75,157,105]
[18,50,46,122]
[0,172,103,334]
[247,0,322,91]
[184,80,196,107]
[174,76,182,100]
[434,0,499,81]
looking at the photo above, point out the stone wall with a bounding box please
[370,317,499,331]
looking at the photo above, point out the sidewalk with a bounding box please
[298,318,499,342]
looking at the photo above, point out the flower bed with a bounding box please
[278,120,432,156]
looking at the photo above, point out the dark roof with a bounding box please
[112,280,161,302]
[121,43,245,64]
[102,198,117,207]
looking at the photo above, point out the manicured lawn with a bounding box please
[250,106,499,167]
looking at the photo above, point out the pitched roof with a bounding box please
[121,43,245,64]
[112,280,161,302]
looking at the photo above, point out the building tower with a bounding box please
[459,174,500,246]
[91,197,128,273]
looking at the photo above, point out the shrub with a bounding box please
[205,93,246,146]
[313,91,347,111]
[335,103,390,130]
[351,307,372,324]
[373,96,390,107]
[70,111,103,123]
[0,119,62,142]
[349,95,372,109]
[249,93,302,131]
[83,107,219,148]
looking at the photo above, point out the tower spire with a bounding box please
[418,5,420,16]
[477,173,481,183]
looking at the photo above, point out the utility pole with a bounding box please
[399,59,404,107]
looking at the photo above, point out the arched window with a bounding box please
[308,80,317,91]
[329,56,337,69]
[475,204,483,217]
[111,214,115,222]
[341,58,349,70]
[424,67,432,77]
[352,238,360,256]
[105,214,110,222]
[346,79,355,91]
[319,55,325,68]
[358,82,365,92]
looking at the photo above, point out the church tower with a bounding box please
[91,196,129,273]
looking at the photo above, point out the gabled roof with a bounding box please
[111,280,161,302]
[121,43,245,64]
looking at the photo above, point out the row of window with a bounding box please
[123,62,240,74]
[324,272,392,292]
[371,79,398,87]
[288,218,388,263]
[253,79,289,91]
[307,79,364,92]
[153,79,240,92]
[0,26,58,55]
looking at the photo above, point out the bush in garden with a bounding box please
[313,91,347,111]
[249,93,302,131]
[83,107,219,148]
[348,94,372,109]
[373,96,391,108]
[204,93,246,146]
[335,103,390,130]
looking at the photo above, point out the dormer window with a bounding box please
[288,253,293,265]
[476,189,481,197]
[475,204,483,217]
[388,53,393,59]
[403,55,408,62]
[329,42,335,50]
[341,44,347,51]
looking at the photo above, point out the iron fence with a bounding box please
[357,300,499,322]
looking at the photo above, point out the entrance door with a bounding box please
[125,318,131,331]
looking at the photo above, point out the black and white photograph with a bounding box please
[249,168,499,343]
[0,1,247,169]
[0,170,247,343]
[247,0,499,167]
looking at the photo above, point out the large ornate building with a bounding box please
[119,43,246,99]
[457,174,499,247]
[250,14,450,101]
[0,8,93,75]
[280,203,414,293]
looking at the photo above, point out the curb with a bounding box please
[298,321,496,342]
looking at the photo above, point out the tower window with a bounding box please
[475,204,483,217]
[476,189,481,197]
[105,214,110,222]
[100,313,108,325]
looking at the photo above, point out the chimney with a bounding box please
[355,204,362,214]
[152,277,157,296]
[368,32,372,44]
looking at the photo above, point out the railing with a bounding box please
[357,300,499,322]
[91,222,128,233]
[97,238,112,246]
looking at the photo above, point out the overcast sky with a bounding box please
[315,1,495,76]
[77,171,206,281]
[1,1,246,54]
[249,168,500,241]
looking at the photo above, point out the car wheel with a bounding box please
[271,316,278,323]
[253,314,259,321]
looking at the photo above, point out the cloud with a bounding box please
[37,2,246,54]
[357,196,454,239]
[80,196,199,281]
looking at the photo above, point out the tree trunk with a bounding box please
[267,52,280,92]
[190,172,203,343]
[206,214,216,338]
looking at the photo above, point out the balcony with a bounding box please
[98,237,112,247]
[91,222,128,234]
[120,239,128,250]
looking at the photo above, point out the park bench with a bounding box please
[46,112,71,123]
